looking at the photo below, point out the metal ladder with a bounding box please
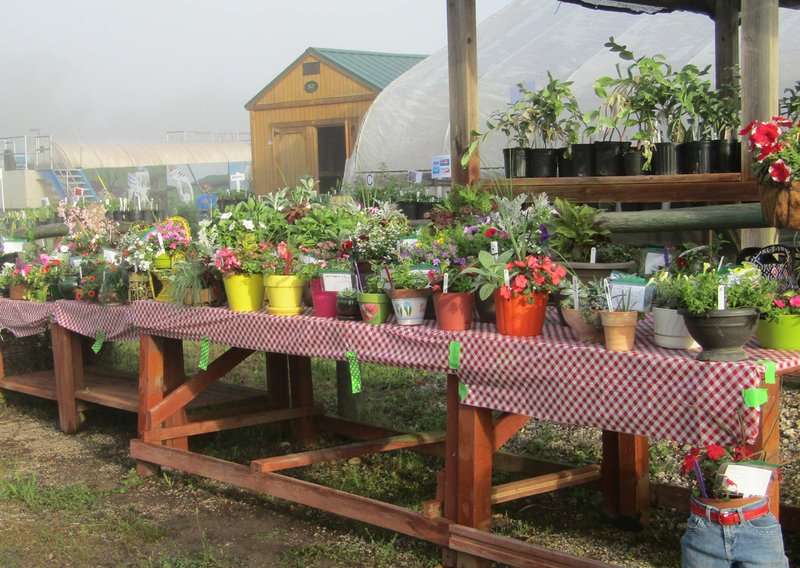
[41,168,99,201]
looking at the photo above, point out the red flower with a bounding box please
[88,290,96,297]
[511,274,528,293]
[484,227,497,238]
[769,159,792,183]
[706,444,726,460]
[756,142,782,162]
[499,285,512,300]
[751,122,781,147]
[738,120,757,137]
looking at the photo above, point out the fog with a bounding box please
[0,0,514,143]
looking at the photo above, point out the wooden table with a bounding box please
[126,300,800,567]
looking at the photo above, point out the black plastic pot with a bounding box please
[622,149,647,176]
[680,308,759,362]
[397,201,417,219]
[528,148,558,178]
[336,295,362,321]
[503,148,529,178]
[112,210,124,221]
[141,210,156,223]
[713,139,741,173]
[593,141,630,176]
[416,202,434,220]
[678,140,713,174]
[558,143,594,177]
[128,209,143,222]
[652,142,678,175]
[474,292,496,323]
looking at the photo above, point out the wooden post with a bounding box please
[288,355,317,445]
[740,0,779,248]
[601,431,650,526]
[714,0,740,92]
[51,323,84,434]
[748,375,782,518]
[137,334,165,477]
[335,360,360,419]
[441,374,460,567]
[447,0,480,186]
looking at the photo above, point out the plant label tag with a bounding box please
[102,248,120,263]
[718,285,726,310]
[321,271,355,293]
[41,197,50,207]
[717,463,773,498]
[572,276,580,310]
[503,269,510,288]
[590,247,597,264]
[443,273,449,293]
[157,232,164,248]
[490,241,499,256]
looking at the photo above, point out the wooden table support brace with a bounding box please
[143,405,322,443]
[490,464,602,505]
[492,412,531,451]
[250,431,446,473]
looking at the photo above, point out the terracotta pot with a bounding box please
[9,284,29,301]
[494,290,548,337]
[561,307,603,343]
[386,288,431,325]
[600,310,638,352]
[432,292,474,331]
[309,278,338,318]
[760,180,800,230]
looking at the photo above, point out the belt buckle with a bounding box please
[718,511,738,525]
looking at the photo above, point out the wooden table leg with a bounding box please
[288,355,316,445]
[336,360,360,419]
[267,352,290,433]
[602,431,650,526]
[457,402,493,568]
[441,373,460,567]
[162,337,188,451]
[750,375,782,519]
[51,323,85,434]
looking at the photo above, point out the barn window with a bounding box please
[303,62,320,75]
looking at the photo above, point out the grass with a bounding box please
[0,471,100,511]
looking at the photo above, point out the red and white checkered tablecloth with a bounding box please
[51,300,138,342]
[130,300,800,446]
[0,299,53,337]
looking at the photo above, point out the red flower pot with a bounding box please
[494,290,548,337]
[432,292,474,331]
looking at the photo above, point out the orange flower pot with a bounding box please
[493,290,548,337]
[432,292,474,331]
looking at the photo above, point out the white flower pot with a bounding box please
[653,306,698,350]
[387,288,430,325]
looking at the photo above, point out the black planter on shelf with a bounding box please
[397,201,417,219]
[112,210,124,221]
[503,147,529,178]
[593,141,630,176]
[416,202,434,220]
[622,149,648,176]
[713,139,741,173]
[528,148,558,177]
[680,308,759,362]
[128,209,143,222]
[677,140,713,174]
[336,294,362,321]
[652,142,678,175]
[558,143,594,177]
[141,210,156,223]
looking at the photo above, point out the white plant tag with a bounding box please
[718,463,773,498]
[717,285,726,310]
[590,247,597,264]
[572,275,580,310]
[503,269,510,288]
[604,278,614,312]
[490,241,499,257]
[443,273,449,293]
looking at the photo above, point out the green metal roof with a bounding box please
[245,47,427,109]
[311,47,427,91]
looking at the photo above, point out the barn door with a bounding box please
[272,127,316,188]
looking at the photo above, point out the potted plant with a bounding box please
[740,116,800,230]
[673,62,715,173]
[357,271,392,325]
[167,258,219,307]
[600,286,639,352]
[558,278,606,343]
[336,288,361,321]
[674,264,775,361]
[385,262,431,326]
[548,198,637,281]
[149,217,192,270]
[649,270,697,349]
[429,260,475,331]
[755,289,800,350]
[263,241,305,316]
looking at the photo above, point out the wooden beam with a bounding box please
[250,431,445,473]
[492,413,531,451]
[249,93,375,111]
[714,0,740,94]
[447,0,480,186]
[130,440,451,546]
[146,347,253,431]
[490,465,602,505]
[748,375,782,518]
[596,203,767,232]
[143,405,322,443]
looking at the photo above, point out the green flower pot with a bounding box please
[357,292,392,324]
[755,315,800,350]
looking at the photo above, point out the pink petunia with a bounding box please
[790,296,800,308]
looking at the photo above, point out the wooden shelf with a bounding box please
[498,173,759,203]
[1,370,269,414]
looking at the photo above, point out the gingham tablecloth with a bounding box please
[0,299,53,337]
[51,300,138,341]
[130,300,800,446]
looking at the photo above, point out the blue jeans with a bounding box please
[681,498,789,567]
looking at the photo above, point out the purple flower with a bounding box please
[539,224,550,242]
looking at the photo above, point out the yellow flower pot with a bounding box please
[264,275,305,316]
[223,273,264,312]
[153,253,172,270]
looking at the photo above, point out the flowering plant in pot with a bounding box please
[673,264,776,361]
[148,218,191,269]
[357,270,392,325]
[739,116,800,229]
[56,199,117,256]
[428,260,475,331]
[385,261,431,326]
[263,241,305,316]
[755,289,800,350]
[297,240,354,318]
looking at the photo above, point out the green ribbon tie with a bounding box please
[91,329,105,353]
[743,387,768,408]
[449,341,462,370]
[458,382,468,402]
[346,351,361,393]
[756,359,777,385]
[199,334,210,371]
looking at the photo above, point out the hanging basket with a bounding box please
[759,180,800,230]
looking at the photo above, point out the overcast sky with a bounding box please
[0,0,515,143]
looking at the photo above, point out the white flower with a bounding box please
[220,212,233,220]
[60,245,70,253]
[242,219,255,230]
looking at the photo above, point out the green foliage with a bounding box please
[462,249,514,300]
[673,264,776,315]
[548,198,610,263]
[781,80,800,121]
[0,471,99,511]
[167,259,217,307]
[387,262,429,290]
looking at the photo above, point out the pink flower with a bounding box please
[511,275,528,293]
[769,159,792,183]
[774,299,787,309]
[790,296,800,308]
[499,285,512,300]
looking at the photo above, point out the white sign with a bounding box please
[102,248,120,263]
[718,463,774,498]
[321,271,355,293]
[408,170,424,184]
[431,155,451,179]
[230,172,246,190]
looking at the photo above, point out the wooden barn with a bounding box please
[245,47,426,194]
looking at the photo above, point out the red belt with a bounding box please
[690,501,770,525]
